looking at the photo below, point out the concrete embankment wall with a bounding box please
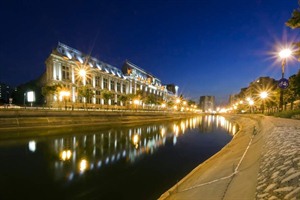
[0,110,199,132]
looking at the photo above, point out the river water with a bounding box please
[0,115,237,200]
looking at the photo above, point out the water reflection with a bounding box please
[27,115,238,183]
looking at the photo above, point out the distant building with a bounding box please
[199,96,215,112]
[166,84,179,97]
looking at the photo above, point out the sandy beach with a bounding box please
[159,115,300,200]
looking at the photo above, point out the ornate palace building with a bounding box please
[44,42,178,108]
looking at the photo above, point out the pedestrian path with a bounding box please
[255,117,300,200]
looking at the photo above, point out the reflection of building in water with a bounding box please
[36,116,237,183]
[198,115,238,134]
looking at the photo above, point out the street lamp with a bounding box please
[260,91,268,114]
[133,99,139,110]
[278,48,292,111]
[279,48,292,78]
[60,91,70,110]
[79,69,86,85]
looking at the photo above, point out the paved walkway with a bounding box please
[159,115,300,200]
[255,117,300,200]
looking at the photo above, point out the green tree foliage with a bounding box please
[167,100,174,107]
[42,84,62,97]
[286,1,300,29]
[295,70,300,95]
[101,89,114,103]
[144,94,157,105]
[284,75,298,109]
[286,2,300,58]
[118,94,128,106]
[78,85,94,109]
[188,100,196,106]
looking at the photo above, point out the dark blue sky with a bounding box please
[0,0,299,104]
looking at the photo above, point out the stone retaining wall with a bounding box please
[0,110,198,131]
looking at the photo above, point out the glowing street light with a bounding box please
[60,90,70,110]
[133,99,139,110]
[79,69,86,78]
[260,91,268,99]
[279,48,292,79]
[249,100,254,106]
[79,69,86,85]
[260,91,268,113]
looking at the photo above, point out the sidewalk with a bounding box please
[159,115,300,200]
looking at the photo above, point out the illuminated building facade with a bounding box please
[44,42,178,108]
[122,61,172,103]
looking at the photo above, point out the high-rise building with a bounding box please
[199,96,215,112]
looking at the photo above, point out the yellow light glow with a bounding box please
[279,49,292,59]
[173,124,179,136]
[176,99,180,104]
[161,103,166,108]
[60,150,72,161]
[79,159,88,172]
[260,91,268,99]
[133,99,139,105]
[183,101,187,105]
[79,69,86,77]
[249,100,254,106]
[160,127,166,137]
[132,134,140,148]
[60,91,70,97]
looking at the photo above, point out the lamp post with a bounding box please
[278,48,292,111]
[260,91,268,114]
[60,91,70,110]
[79,69,86,85]
[133,99,139,111]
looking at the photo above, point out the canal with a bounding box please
[0,115,237,200]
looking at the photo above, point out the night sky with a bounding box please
[0,0,299,104]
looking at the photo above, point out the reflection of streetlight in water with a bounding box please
[132,134,140,149]
[79,159,88,173]
[60,150,72,161]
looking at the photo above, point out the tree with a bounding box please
[286,2,300,29]
[101,89,114,108]
[284,75,298,110]
[295,70,300,96]
[188,100,196,106]
[144,94,157,105]
[286,3,300,58]
[118,94,128,107]
[42,84,62,97]
[41,84,62,106]
[78,85,94,109]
